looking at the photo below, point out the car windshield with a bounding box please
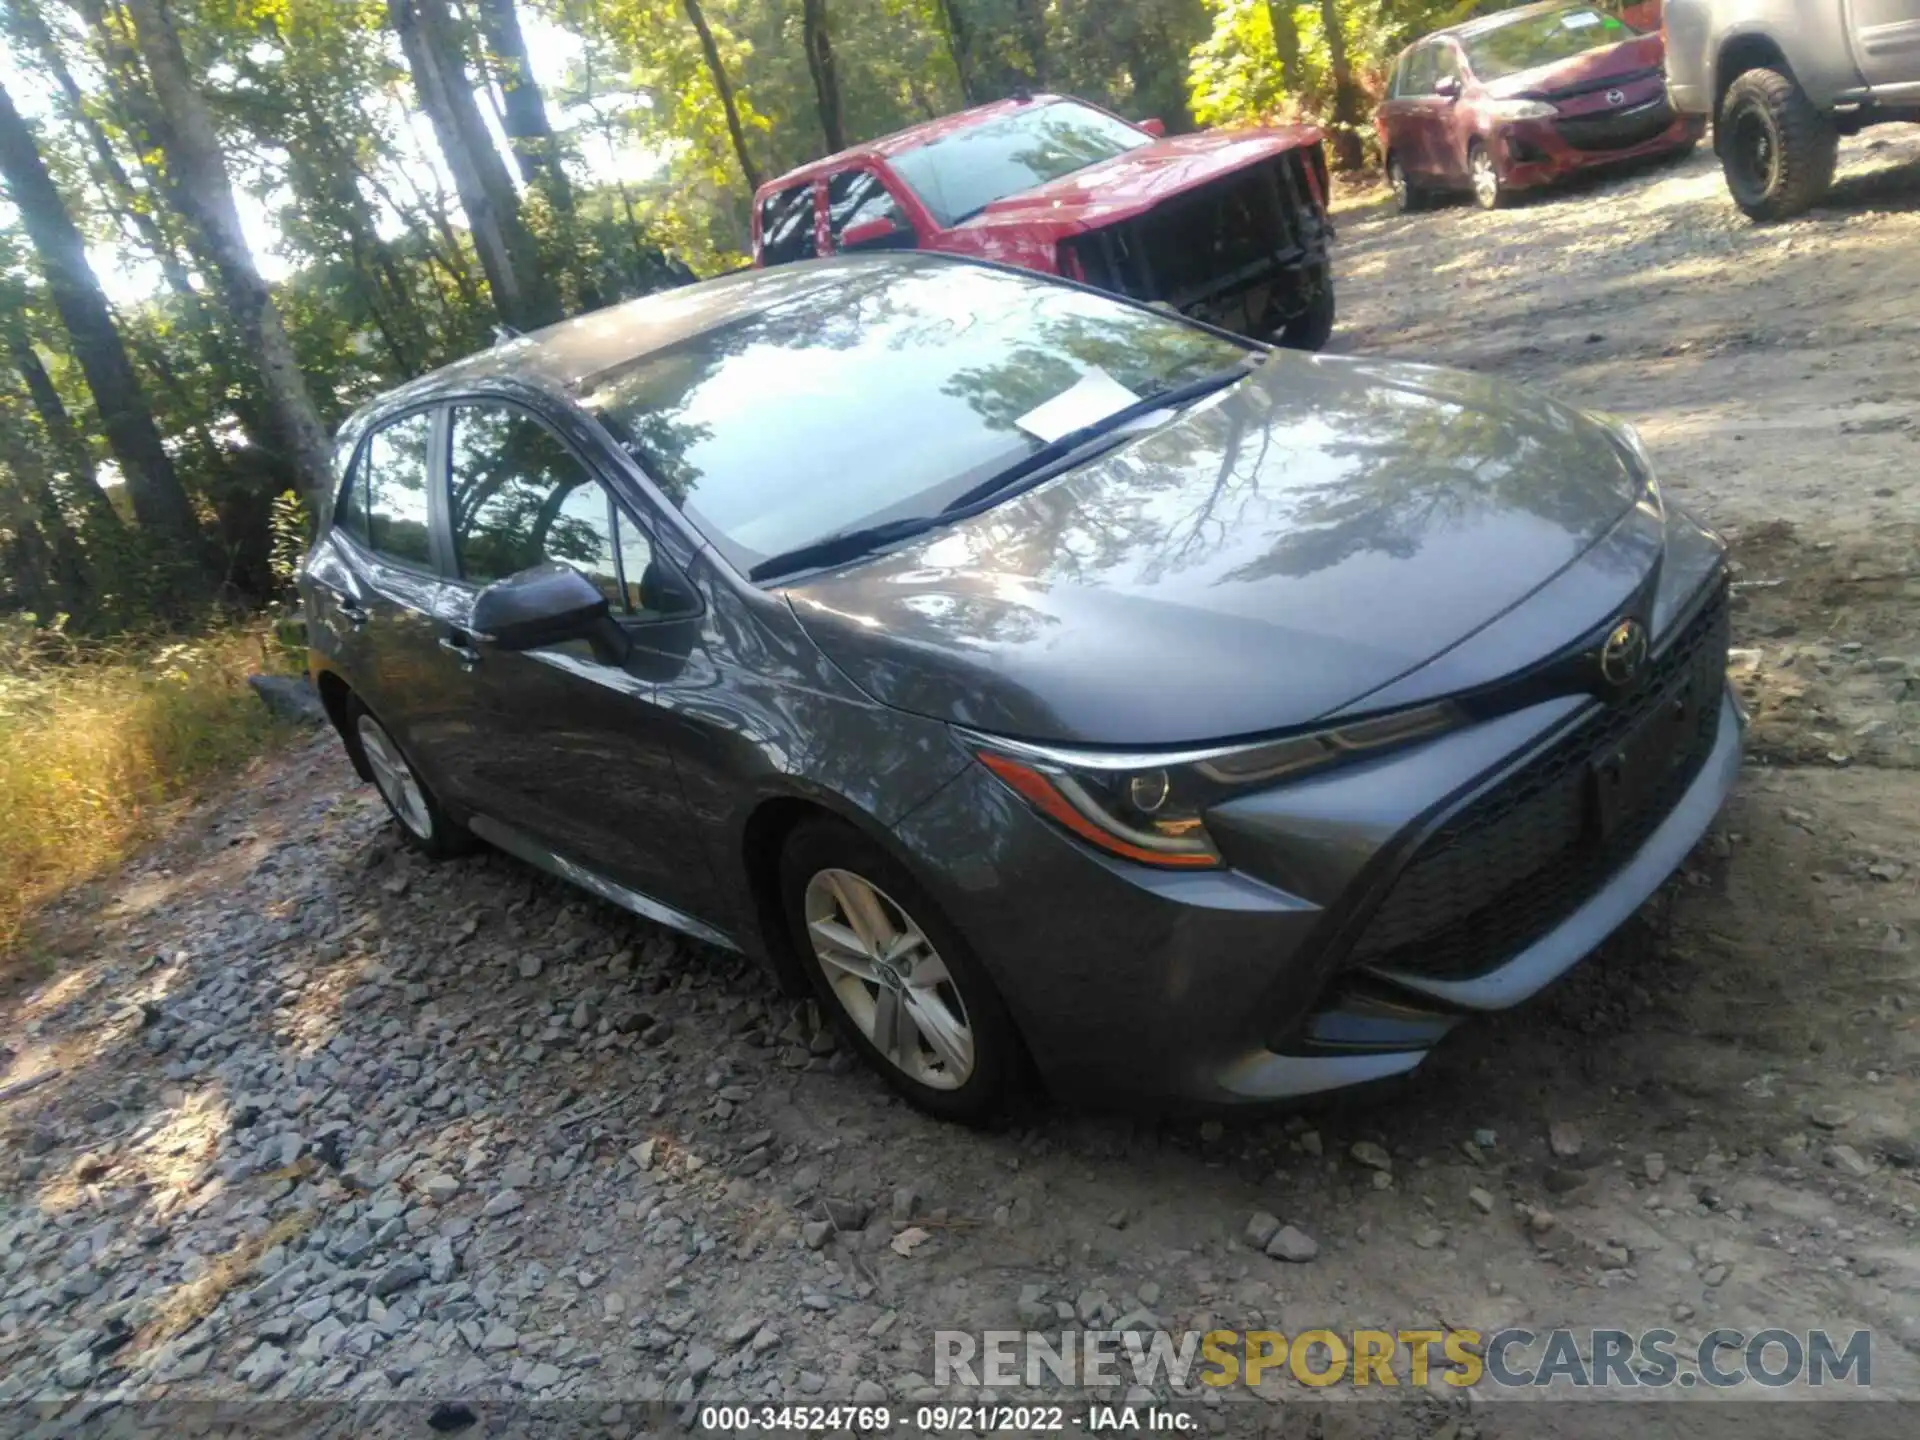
[887,100,1152,227]
[1463,6,1640,81]
[579,260,1250,576]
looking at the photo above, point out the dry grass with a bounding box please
[0,623,289,965]
[136,1208,316,1353]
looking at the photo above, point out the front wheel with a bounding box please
[1469,141,1505,210]
[1718,67,1836,221]
[1275,267,1335,351]
[1387,153,1423,214]
[779,818,1020,1123]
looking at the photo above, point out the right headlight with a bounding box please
[1485,99,1558,121]
[969,703,1463,870]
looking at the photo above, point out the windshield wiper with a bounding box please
[747,356,1262,584]
[747,514,943,583]
[938,359,1263,517]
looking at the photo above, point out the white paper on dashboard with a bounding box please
[1560,10,1599,27]
[1014,369,1143,443]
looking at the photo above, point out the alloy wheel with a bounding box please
[356,713,431,840]
[803,868,975,1090]
[1471,146,1500,208]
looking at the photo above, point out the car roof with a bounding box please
[353,254,948,420]
[756,93,1091,192]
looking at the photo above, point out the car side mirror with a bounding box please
[1433,76,1461,100]
[470,564,610,651]
[1138,116,1167,138]
[839,215,916,252]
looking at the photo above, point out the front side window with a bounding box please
[758,182,818,265]
[449,404,621,601]
[1463,6,1640,81]
[448,403,680,617]
[360,411,435,567]
[581,260,1250,574]
[888,101,1152,227]
[826,169,909,248]
[1404,44,1440,96]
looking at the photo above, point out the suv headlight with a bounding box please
[969,704,1461,870]
[1486,99,1558,120]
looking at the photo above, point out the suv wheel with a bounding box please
[1719,67,1836,221]
[1276,266,1336,351]
[1387,154,1422,214]
[779,817,1019,1123]
[347,699,473,859]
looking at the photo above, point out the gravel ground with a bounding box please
[3,134,1919,1438]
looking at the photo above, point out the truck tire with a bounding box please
[1277,267,1335,351]
[1718,67,1836,221]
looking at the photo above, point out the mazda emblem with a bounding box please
[1605,88,1626,106]
[1599,618,1650,689]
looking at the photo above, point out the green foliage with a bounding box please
[3,0,1473,645]
[267,489,311,597]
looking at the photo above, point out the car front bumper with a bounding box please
[1494,112,1707,191]
[889,665,1744,1110]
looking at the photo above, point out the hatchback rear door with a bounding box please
[317,406,474,803]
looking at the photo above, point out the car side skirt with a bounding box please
[467,814,740,952]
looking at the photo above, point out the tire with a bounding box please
[779,817,1020,1123]
[1468,141,1505,210]
[1275,266,1336,351]
[344,696,474,859]
[1387,153,1423,214]
[1718,67,1836,222]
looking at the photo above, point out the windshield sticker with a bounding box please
[1560,10,1600,27]
[1014,368,1145,443]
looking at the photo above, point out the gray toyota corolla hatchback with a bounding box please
[302,253,1742,1122]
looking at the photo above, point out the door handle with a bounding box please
[337,598,370,628]
[439,637,482,669]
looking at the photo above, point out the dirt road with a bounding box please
[3,134,1918,1436]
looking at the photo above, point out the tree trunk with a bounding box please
[122,0,339,519]
[1265,1,1304,92]
[935,0,975,104]
[681,0,762,191]
[390,0,562,330]
[473,0,574,209]
[0,78,207,563]
[1316,0,1365,170]
[4,324,125,541]
[800,0,846,154]
[1015,0,1047,85]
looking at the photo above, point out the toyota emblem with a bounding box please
[1599,618,1650,689]
[1605,87,1626,106]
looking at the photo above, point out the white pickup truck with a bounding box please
[1664,0,1920,217]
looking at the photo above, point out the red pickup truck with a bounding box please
[751,95,1338,350]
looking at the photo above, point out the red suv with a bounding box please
[1376,2,1704,212]
[751,95,1337,349]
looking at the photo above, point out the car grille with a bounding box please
[1342,583,1729,982]
[1554,97,1675,154]
[1063,150,1325,319]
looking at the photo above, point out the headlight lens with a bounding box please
[1486,99,1558,120]
[1586,409,1662,513]
[971,703,1461,870]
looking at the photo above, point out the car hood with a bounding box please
[1483,34,1664,100]
[783,354,1645,746]
[954,126,1322,232]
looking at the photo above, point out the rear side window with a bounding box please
[826,169,907,248]
[758,182,818,265]
[360,412,436,567]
